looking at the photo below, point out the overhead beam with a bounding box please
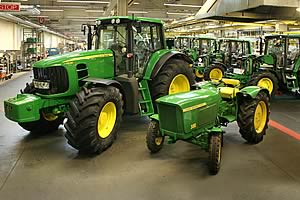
[104,0,132,16]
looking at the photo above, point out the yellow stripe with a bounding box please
[64,53,113,63]
[182,103,207,113]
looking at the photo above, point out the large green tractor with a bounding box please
[224,35,300,96]
[4,16,195,154]
[146,78,270,174]
[203,38,253,81]
[173,36,217,80]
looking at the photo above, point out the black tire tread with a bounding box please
[237,91,270,144]
[146,120,164,153]
[64,86,124,154]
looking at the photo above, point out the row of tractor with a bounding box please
[169,35,300,97]
[2,16,283,174]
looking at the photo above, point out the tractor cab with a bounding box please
[92,17,165,78]
[218,38,252,70]
[264,35,300,71]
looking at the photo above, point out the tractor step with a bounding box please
[138,80,154,116]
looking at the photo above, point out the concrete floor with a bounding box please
[1,73,300,200]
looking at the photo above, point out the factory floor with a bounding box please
[0,73,300,200]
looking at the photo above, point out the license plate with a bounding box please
[33,80,50,89]
[233,68,244,75]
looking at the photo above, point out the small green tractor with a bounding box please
[203,38,253,81]
[173,36,217,80]
[4,16,195,154]
[146,78,270,174]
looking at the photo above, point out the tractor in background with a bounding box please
[204,38,253,81]
[173,35,218,80]
[222,35,300,96]
[4,16,195,154]
[146,78,270,175]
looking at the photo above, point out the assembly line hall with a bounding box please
[0,0,300,200]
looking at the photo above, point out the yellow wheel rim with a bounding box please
[195,70,204,78]
[257,78,273,94]
[155,137,163,145]
[42,111,58,121]
[254,101,267,134]
[209,68,223,80]
[97,102,117,139]
[169,74,190,94]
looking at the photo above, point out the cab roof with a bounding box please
[218,38,251,42]
[175,35,216,40]
[265,34,300,38]
[96,16,163,24]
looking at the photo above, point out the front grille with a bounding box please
[33,66,69,95]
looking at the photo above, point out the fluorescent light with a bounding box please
[65,16,98,19]
[57,0,109,3]
[128,11,148,14]
[167,12,194,15]
[297,8,300,12]
[41,9,64,12]
[29,15,49,18]
[85,10,104,13]
[133,2,140,5]
[164,3,202,8]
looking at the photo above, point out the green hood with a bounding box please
[33,49,113,67]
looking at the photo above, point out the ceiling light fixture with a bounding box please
[164,3,202,8]
[41,9,64,12]
[85,10,104,12]
[167,12,194,15]
[296,7,300,12]
[128,11,148,14]
[57,0,109,3]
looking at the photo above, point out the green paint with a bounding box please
[153,83,265,150]
[4,16,189,125]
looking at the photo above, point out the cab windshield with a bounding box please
[93,24,127,50]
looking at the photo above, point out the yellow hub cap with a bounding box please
[97,102,117,139]
[257,78,273,94]
[155,137,163,145]
[254,101,267,134]
[169,74,190,94]
[42,111,58,121]
[209,68,223,80]
[195,70,204,78]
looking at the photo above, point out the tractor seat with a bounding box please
[219,87,240,99]
[222,78,240,86]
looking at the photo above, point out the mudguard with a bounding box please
[82,77,122,88]
[143,49,193,80]
[237,86,269,100]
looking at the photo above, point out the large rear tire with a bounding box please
[204,65,225,81]
[237,91,270,144]
[248,72,278,97]
[64,86,124,154]
[150,58,195,103]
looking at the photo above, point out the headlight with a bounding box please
[111,19,115,24]
[96,20,101,25]
[116,18,120,24]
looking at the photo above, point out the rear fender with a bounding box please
[144,49,193,80]
[237,86,269,100]
[212,62,226,70]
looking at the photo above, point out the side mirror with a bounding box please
[81,25,86,35]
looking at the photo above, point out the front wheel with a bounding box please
[204,65,225,81]
[208,134,222,175]
[237,91,270,144]
[146,120,164,153]
[64,86,124,154]
[19,112,63,134]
